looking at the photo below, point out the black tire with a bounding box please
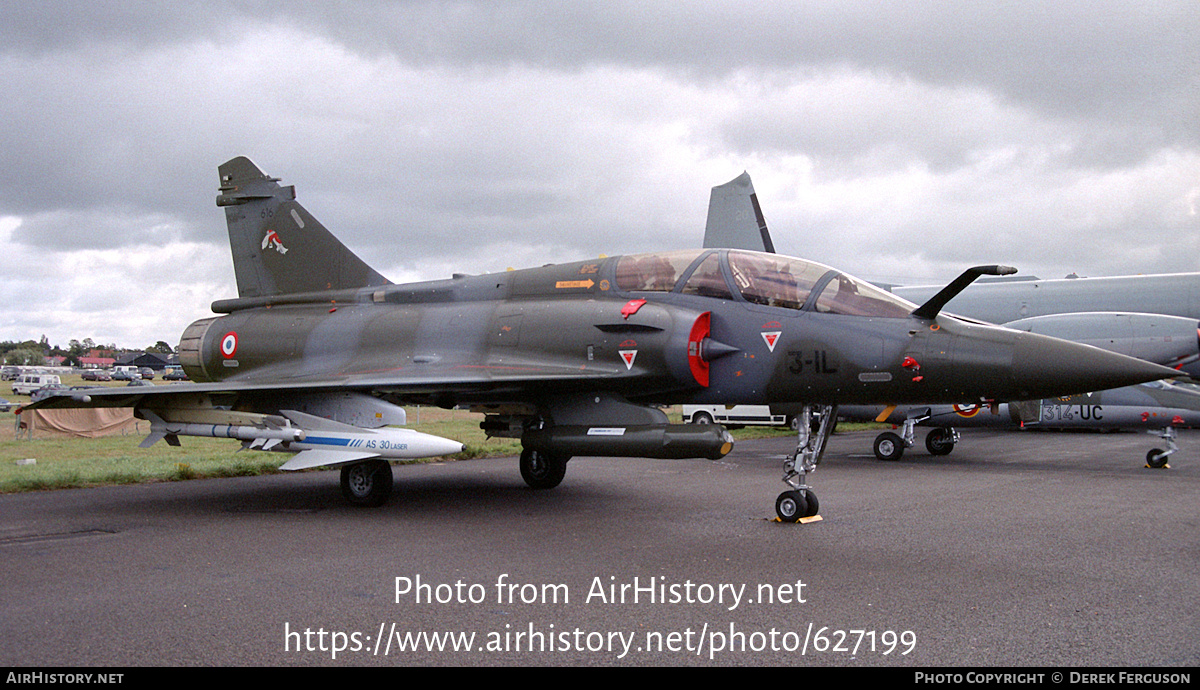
[520,448,568,489]
[775,490,808,523]
[1146,449,1169,469]
[340,459,393,507]
[874,432,904,461]
[691,411,714,425]
[802,490,819,517]
[925,428,955,456]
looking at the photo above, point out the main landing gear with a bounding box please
[872,411,958,461]
[520,448,570,489]
[340,459,394,507]
[776,404,835,523]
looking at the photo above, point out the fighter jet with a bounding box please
[22,158,1176,522]
[841,378,1200,468]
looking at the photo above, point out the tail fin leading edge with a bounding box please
[216,156,390,298]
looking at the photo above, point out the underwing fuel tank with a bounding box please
[522,424,734,460]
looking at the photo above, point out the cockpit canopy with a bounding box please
[614,249,916,318]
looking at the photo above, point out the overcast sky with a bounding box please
[2,1,1197,349]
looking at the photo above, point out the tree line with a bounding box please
[1,337,175,367]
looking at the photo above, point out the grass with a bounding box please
[0,399,520,493]
[0,373,881,493]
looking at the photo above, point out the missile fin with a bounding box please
[279,449,381,471]
[139,431,164,449]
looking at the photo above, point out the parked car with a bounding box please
[126,379,153,387]
[31,384,69,402]
[163,368,188,381]
[111,366,140,381]
[0,398,11,412]
[81,369,112,381]
[139,367,155,380]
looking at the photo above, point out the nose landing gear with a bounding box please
[776,404,835,523]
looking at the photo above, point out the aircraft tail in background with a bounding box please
[702,171,775,253]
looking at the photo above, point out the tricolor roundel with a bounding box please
[220,332,239,359]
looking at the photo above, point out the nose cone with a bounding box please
[408,430,465,457]
[1012,332,1178,400]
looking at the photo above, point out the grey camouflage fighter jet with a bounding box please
[22,158,1177,521]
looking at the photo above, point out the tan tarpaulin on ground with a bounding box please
[16,408,140,438]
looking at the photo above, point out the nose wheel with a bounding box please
[775,488,819,522]
[776,404,834,522]
[1145,426,1179,469]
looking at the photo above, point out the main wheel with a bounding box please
[520,448,568,489]
[340,459,394,507]
[1146,449,1169,469]
[925,428,955,456]
[874,432,904,461]
[775,490,808,523]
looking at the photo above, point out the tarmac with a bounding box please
[1,428,1197,667]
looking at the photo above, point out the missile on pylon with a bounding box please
[272,410,463,470]
[138,409,464,471]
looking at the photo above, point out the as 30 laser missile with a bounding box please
[138,409,463,471]
[273,410,463,470]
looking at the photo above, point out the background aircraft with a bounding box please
[23,158,1174,522]
[840,379,1200,467]
[892,277,1200,379]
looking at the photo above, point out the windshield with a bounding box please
[812,273,917,318]
[727,251,829,310]
[614,250,703,292]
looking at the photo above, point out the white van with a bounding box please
[12,374,61,396]
[682,404,796,429]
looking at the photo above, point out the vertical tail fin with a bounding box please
[702,171,775,253]
[215,157,390,298]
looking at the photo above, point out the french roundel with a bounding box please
[220,331,238,358]
[953,403,982,418]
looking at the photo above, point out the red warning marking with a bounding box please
[761,331,781,352]
[619,350,637,370]
[621,299,647,319]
